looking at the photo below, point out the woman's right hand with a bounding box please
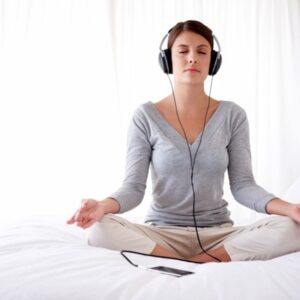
[67,199,106,229]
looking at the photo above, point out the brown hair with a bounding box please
[167,20,213,50]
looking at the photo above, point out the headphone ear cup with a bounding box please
[209,50,222,75]
[158,49,173,74]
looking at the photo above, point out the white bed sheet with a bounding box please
[0,216,299,300]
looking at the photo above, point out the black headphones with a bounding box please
[158,28,222,76]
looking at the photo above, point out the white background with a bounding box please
[0,0,299,225]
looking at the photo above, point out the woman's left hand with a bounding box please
[288,204,300,224]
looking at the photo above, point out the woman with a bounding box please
[67,20,300,262]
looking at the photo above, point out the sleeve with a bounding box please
[227,107,276,214]
[109,108,152,213]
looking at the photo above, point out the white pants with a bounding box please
[86,214,300,261]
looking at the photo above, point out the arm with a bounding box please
[227,106,276,213]
[67,108,152,228]
[266,198,300,224]
[228,107,300,223]
[109,108,152,213]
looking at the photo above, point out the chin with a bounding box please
[174,73,207,85]
[176,78,205,86]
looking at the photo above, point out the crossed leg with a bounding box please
[151,244,231,262]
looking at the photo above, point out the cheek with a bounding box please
[200,55,211,65]
[198,56,211,74]
[201,61,210,73]
[171,54,183,66]
[172,63,182,74]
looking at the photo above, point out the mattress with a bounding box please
[0,216,299,300]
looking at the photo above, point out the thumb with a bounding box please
[66,215,75,224]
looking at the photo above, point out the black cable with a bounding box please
[121,78,221,265]
[166,73,222,263]
[121,250,139,267]
[121,250,204,268]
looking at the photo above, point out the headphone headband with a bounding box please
[212,34,221,57]
[159,32,169,53]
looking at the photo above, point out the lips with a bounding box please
[185,68,200,72]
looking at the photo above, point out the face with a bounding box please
[171,30,211,85]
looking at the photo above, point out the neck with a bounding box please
[170,83,209,114]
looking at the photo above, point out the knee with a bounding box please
[85,214,123,249]
[275,216,300,234]
[272,216,300,251]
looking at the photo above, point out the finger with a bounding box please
[77,215,92,227]
[76,214,87,225]
[76,220,87,228]
[81,219,95,229]
[74,209,85,223]
[66,215,75,224]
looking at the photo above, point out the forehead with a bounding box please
[172,30,211,48]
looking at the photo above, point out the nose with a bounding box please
[187,49,198,64]
[188,56,197,64]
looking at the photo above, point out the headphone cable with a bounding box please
[166,73,222,263]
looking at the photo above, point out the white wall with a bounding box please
[0,0,299,225]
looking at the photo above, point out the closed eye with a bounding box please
[178,51,208,55]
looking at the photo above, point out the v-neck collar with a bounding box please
[147,100,224,147]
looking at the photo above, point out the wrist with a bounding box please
[96,201,107,213]
[97,198,120,214]
[266,198,293,217]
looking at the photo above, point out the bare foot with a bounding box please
[189,246,231,263]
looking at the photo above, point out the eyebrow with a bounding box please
[176,44,209,49]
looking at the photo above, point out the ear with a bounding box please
[209,50,222,75]
[158,49,173,74]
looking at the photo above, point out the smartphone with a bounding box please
[149,266,194,277]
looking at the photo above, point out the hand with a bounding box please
[288,204,300,224]
[67,199,105,229]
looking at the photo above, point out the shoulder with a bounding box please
[220,101,249,133]
[133,96,169,118]
[130,101,155,126]
[129,102,157,137]
[133,101,153,117]
[220,100,247,116]
[220,100,248,122]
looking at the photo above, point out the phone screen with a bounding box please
[149,266,194,277]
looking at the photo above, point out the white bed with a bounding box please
[0,214,300,300]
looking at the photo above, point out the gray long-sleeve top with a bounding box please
[110,100,276,226]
